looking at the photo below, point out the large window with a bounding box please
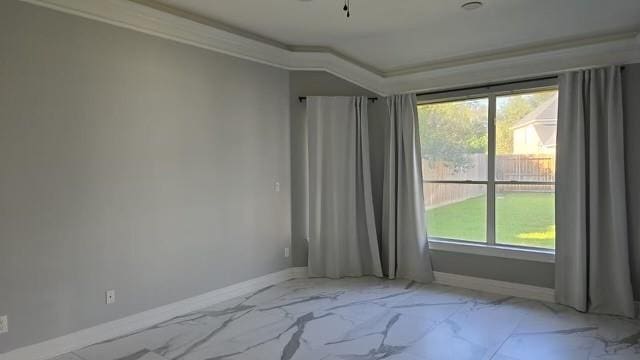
[418,86,557,250]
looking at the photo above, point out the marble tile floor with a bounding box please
[50,277,640,360]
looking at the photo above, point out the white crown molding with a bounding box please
[18,0,640,95]
[386,35,640,94]
[18,0,387,94]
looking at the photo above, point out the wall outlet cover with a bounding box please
[106,290,116,305]
[284,247,290,258]
[0,315,7,334]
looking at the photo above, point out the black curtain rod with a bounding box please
[298,96,378,103]
[416,75,559,97]
[299,67,625,101]
[416,65,627,98]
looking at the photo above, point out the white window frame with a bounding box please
[417,77,558,263]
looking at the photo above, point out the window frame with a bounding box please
[417,78,558,262]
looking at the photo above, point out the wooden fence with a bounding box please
[496,154,555,182]
[424,154,555,208]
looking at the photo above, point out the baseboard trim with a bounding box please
[0,267,308,360]
[0,267,553,360]
[433,271,555,303]
[289,266,309,278]
[291,267,555,303]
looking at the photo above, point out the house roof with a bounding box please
[534,123,557,147]
[512,94,558,130]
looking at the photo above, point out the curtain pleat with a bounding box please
[555,66,635,317]
[306,96,383,278]
[382,94,434,282]
[305,94,433,283]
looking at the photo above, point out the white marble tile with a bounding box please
[50,354,85,360]
[47,277,640,360]
[390,283,475,324]
[405,319,490,360]
[493,301,599,360]
[495,330,596,360]
[491,354,521,360]
[588,315,640,359]
[403,296,535,359]
[138,353,169,360]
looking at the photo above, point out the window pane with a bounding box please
[419,98,488,181]
[495,90,557,182]
[495,184,555,249]
[425,183,486,242]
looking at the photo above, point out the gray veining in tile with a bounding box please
[45,277,640,360]
[50,354,86,360]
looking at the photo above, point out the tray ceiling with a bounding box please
[149,0,640,74]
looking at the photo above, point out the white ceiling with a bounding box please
[150,0,640,73]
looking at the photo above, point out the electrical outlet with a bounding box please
[274,181,281,193]
[0,315,7,334]
[284,247,290,258]
[106,290,116,305]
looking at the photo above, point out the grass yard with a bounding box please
[426,192,555,249]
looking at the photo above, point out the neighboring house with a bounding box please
[512,94,558,155]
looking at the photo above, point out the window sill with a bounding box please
[428,239,555,263]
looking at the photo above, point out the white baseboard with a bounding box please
[1,267,308,360]
[433,271,555,303]
[0,267,553,360]
[291,267,554,303]
[289,266,309,278]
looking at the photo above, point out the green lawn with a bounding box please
[426,192,555,249]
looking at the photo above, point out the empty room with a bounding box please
[2,0,640,359]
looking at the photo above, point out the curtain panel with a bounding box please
[555,66,635,317]
[382,94,434,282]
[305,95,434,283]
[306,96,383,278]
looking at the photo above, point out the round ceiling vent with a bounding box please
[461,1,483,10]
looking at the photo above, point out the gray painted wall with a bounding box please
[289,71,555,288]
[2,0,638,353]
[0,0,290,353]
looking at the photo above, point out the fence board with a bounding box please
[424,154,555,208]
